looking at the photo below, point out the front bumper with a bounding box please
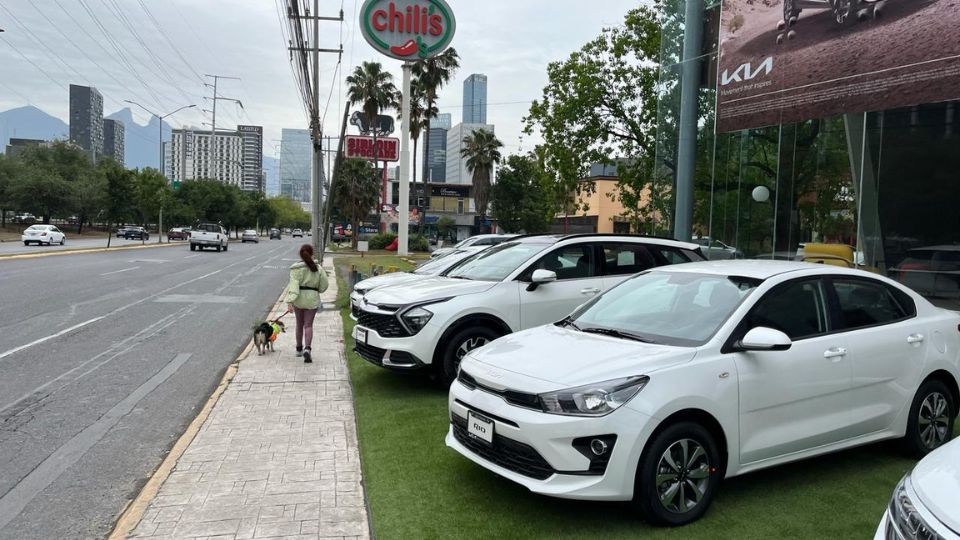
[351,324,430,370]
[446,378,654,501]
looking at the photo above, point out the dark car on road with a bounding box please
[168,227,191,241]
[123,227,150,240]
[269,228,281,240]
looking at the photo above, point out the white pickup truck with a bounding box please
[189,222,229,252]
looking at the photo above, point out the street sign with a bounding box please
[344,135,400,162]
[359,0,456,61]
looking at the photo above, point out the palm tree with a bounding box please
[345,61,399,166]
[413,48,459,231]
[460,129,503,226]
[398,79,439,229]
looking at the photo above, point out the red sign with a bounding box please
[360,0,456,61]
[345,135,400,162]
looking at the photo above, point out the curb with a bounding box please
[0,242,183,261]
[107,289,288,540]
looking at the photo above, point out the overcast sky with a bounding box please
[0,0,640,160]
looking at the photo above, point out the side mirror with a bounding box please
[526,269,557,291]
[738,327,792,352]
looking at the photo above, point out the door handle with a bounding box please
[580,287,601,295]
[907,334,925,344]
[823,347,847,360]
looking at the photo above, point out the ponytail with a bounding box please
[299,244,318,272]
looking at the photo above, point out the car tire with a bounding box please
[216,244,222,252]
[903,379,956,457]
[635,422,722,526]
[439,325,502,384]
[23,241,29,246]
[60,237,65,246]
[223,243,228,252]
[190,243,196,252]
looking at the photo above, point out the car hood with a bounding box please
[353,272,419,293]
[911,438,960,534]
[465,324,697,390]
[363,276,496,306]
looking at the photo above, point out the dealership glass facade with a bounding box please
[655,0,960,308]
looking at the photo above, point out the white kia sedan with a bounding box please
[875,437,960,540]
[22,224,66,246]
[447,260,959,526]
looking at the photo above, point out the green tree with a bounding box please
[9,143,78,223]
[460,129,503,221]
[436,215,455,239]
[412,47,459,231]
[525,5,662,229]
[333,158,380,249]
[133,168,169,228]
[71,163,106,234]
[346,61,399,166]
[0,153,20,229]
[398,78,437,228]
[490,154,554,234]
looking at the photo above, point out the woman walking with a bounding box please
[285,244,328,363]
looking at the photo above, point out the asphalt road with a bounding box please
[0,236,173,256]
[0,237,304,539]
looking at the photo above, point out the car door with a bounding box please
[829,277,927,437]
[732,277,853,464]
[517,243,603,329]
[598,242,659,290]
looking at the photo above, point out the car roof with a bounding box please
[509,233,699,250]
[908,245,960,252]
[649,259,880,280]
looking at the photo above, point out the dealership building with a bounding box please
[657,0,960,307]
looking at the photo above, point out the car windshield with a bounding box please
[27,225,46,230]
[194,223,221,233]
[244,230,256,234]
[413,250,473,275]
[446,242,549,282]
[570,271,761,346]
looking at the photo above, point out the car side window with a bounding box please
[526,245,596,280]
[600,243,657,276]
[746,279,830,340]
[473,238,493,246]
[832,279,911,330]
[654,247,692,265]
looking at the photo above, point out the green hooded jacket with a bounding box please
[285,261,329,310]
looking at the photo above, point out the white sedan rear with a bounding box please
[22,224,66,246]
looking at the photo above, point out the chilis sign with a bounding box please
[359,0,456,61]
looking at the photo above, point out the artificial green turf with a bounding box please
[336,266,955,539]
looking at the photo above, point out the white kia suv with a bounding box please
[447,260,960,525]
[352,234,704,382]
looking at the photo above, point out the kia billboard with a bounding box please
[716,0,960,133]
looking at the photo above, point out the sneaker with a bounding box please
[295,349,303,358]
[303,349,312,363]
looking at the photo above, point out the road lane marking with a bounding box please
[184,254,200,259]
[0,353,193,530]
[0,317,105,361]
[99,266,141,277]
[155,294,244,304]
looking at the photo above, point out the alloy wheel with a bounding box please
[918,392,951,449]
[655,438,711,514]
[456,337,489,360]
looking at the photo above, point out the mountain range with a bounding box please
[0,105,278,192]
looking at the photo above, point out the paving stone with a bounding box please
[125,266,369,539]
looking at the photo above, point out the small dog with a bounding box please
[254,320,286,355]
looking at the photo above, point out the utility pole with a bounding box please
[203,74,241,183]
[286,1,343,257]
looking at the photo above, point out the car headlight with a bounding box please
[539,376,649,417]
[400,306,434,333]
[888,474,945,540]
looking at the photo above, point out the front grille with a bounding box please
[458,370,542,410]
[351,303,361,319]
[356,310,409,338]
[452,414,555,480]
[354,342,419,367]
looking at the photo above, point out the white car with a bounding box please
[353,234,704,382]
[241,229,259,243]
[22,224,66,246]
[350,247,487,319]
[446,260,959,525]
[431,234,518,259]
[292,228,304,238]
[875,437,960,540]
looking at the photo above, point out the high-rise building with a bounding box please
[279,128,312,203]
[69,84,104,161]
[435,113,452,130]
[102,119,125,165]
[427,126,448,182]
[445,123,494,185]
[238,125,264,192]
[5,138,50,157]
[165,127,243,187]
[462,75,487,124]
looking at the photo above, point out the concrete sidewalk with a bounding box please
[127,259,370,539]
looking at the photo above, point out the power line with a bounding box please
[135,0,206,84]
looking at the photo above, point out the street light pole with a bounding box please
[124,101,197,243]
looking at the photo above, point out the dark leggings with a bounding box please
[293,307,318,350]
